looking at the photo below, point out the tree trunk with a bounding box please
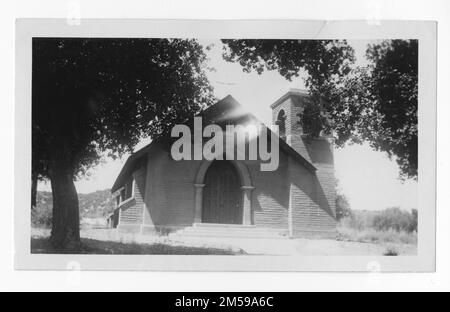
[49,163,81,251]
[31,174,37,209]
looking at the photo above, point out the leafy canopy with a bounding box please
[222,39,355,137]
[33,38,214,179]
[221,39,418,179]
[324,40,418,179]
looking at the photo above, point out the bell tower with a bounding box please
[271,89,311,161]
[270,89,337,236]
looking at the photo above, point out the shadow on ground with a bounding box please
[31,237,246,255]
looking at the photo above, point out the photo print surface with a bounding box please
[15,20,436,271]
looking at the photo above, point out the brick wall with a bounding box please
[143,146,199,228]
[289,157,336,237]
[272,93,337,236]
[140,146,293,230]
[118,166,146,230]
[272,96,312,162]
[115,92,337,237]
[245,155,289,230]
[117,140,336,236]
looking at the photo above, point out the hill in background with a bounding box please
[33,189,115,227]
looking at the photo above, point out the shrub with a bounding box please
[31,206,52,228]
[383,245,399,256]
[339,207,417,234]
[336,226,417,245]
[410,209,418,232]
[335,193,352,221]
[372,207,415,232]
[339,211,375,231]
[337,206,418,246]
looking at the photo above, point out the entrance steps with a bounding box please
[170,223,289,239]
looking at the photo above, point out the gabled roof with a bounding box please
[111,95,317,193]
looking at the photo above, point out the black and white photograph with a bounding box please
[3,0,450,295]
[14,19,436,273]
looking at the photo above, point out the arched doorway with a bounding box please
[202,160,243,224]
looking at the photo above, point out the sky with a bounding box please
[38,39,417,212]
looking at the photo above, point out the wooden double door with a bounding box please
[202,161,243,224]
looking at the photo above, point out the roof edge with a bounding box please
[270,88,310,109]
[111,94,318,193]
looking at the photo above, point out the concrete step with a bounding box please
[192,223,257,229]
[170,224,289,239]
[172,232,287,239]
[182,228,284,235]
[191,223,283,232]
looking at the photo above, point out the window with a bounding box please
[276,109,286,138]
[119,179,133,203]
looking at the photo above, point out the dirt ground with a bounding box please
[31,227,417,255]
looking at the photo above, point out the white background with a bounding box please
[1,0,449,291]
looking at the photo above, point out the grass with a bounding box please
[336,226,417,245]
[30,225,417,256]
[31,236,246,255]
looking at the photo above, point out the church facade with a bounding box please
[110,89,337,238]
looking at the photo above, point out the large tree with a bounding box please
[222,40,355,137]
[221,39,418,179]
[33,38,214,250]
[319,40,418,179]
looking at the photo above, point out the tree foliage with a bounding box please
[222,39,355,137]
[325,40,418,179]
[335,179,353,221]
[335,192,352,221]
[221,39,418,179]
[32,38,214,249]
[372,207,417,233]
[339,207,417,234]
[33,38,214,180]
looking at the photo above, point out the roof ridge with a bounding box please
[111,94,317,193]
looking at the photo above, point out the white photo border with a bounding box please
[15,19,436,272]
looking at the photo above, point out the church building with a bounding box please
[110,89,337,238]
